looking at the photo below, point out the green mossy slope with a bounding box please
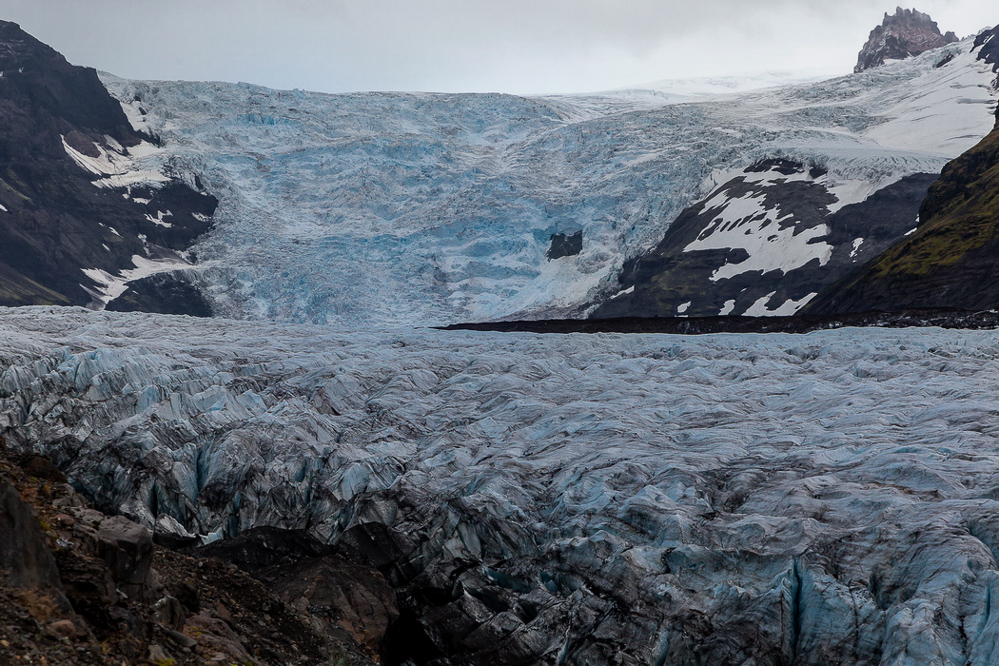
[807,122,999,313]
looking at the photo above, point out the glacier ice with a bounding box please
[5,307,999,662]
[96,35,998,327]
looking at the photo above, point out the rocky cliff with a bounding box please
[807,27,999,314]
[590,160,936,319]
[855,7,958,72]
[0,20,216,314]
[0,444,379,665]
[588,22,997,321]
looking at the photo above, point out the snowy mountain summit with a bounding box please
[855,7,958,72]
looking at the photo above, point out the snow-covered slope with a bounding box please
[6,307,999,663]
[96,32,998,327]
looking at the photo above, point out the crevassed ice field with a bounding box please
[98,36,995,327]
[5,307,999,662]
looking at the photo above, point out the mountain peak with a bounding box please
[855,7,958,73]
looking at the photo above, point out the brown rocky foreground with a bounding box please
[0,438,392,665]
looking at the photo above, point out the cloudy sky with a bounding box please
[4,1,996,94]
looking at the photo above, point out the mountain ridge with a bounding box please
[0,20,217,313]
[855,7,958,73]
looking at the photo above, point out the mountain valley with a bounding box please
[3,8,999,666]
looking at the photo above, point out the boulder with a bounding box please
[97,515,154,589]
[0,479,64,594]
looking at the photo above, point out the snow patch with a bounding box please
[744,291,818,316]
[719,299,737,315]
[61,135,169,190]
[81,254,191,309]
[850,238,865,259]
[684,191,833,282]
[144,210,174,228]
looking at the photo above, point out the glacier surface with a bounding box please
[95,35,997,327]
[5,307,999,663]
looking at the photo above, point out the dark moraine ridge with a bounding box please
[441,308,999,335]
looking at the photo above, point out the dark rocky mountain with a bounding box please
[0,20,216,314]
[805,25,999,315]
[588,19,999,323]
[807,122,999,313]
[855,7,958,73]
[590,160,936,319]
[974,22,999,75]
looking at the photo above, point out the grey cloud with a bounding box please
[2,0,995,94]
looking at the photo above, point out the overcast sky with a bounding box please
[4,1,996,94]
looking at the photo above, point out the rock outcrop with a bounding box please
[590,160,936,319]
[0,21,217,313]
[0,447,377,665]
[807,30,999,315]
[855,7,958,72]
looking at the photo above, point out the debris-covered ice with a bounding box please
[4,307,999,663]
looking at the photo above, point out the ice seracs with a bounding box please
[96,30,998,327]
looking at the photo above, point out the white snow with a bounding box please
[81,254,191,309]
[677,301,691,314]
[144,210,174,228]
[682,190,834,282]
[862,49,997,156]
[719,299,737,315]
[850,238,865,259]
[61,134,169,190]
[743,291,818,316]
[826,179,879,212]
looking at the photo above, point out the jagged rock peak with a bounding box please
[855,7,958,73]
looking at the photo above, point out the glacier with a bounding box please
[5,307,999,663]
[94,34,998,327]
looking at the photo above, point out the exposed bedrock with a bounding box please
[0,20,217,312]
[855,8,958,73]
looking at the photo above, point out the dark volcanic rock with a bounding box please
[194,527,399,659]
[807,119,999,314]
[976,25,999,73]
[443,308,999,336]
[974,26,999,121]
[106,272,213,317]
[546,230,582,260]
[0,478,66,596]
[0,20,217,311]
[855,7,958,73]
[590,159,935,319]
[193,527,332,571]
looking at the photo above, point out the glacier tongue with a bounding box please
[97,34,997,328]
[5,307,999,662]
